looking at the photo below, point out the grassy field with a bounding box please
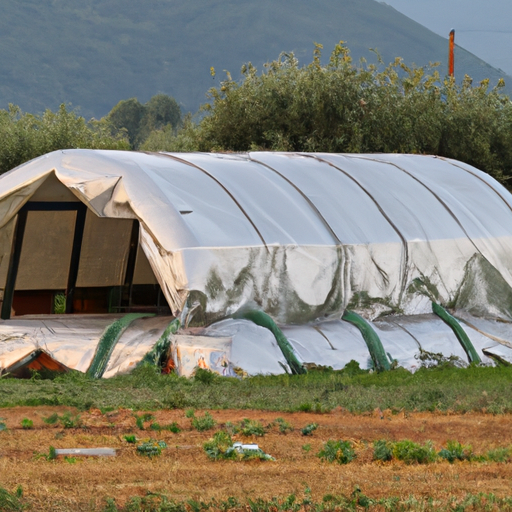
[1,363,512,414]
[2,364,512,510]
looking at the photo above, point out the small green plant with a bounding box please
[485,447,512,463]
[59,412,81,429]
[239,418,266,437]
[203,431,236,460]
[0,485,24,511]
[194,367,217,385]
[163,421,181,433]
[185,409,195,419]
[64,456,77,464]
[373,439,393,462]
[42,412,80,428]
[124,435,137,444]
[274,417,293,434]
[301,423,318,436]
[137,440,167,458]
[302,444,312,453]
[149,422,162,431]
[20,418,33,430]
[392,440,437,464]
[0,421,7,432]
[317,440,356,464]
[191,411,216,432]
[43,413,59,425]
[438,440,473,463]
[134,413,154,430]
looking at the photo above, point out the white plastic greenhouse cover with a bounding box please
[1,149,512,375]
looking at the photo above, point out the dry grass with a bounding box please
[1,407,512,510]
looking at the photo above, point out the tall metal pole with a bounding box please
[449,29,455,77]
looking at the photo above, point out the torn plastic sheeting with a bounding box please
[172,334,234,377]
[5,348,71,377]
[370,318,422,371]
[102,316,176,378]
[454,311,512,348]
[0,315,122,373]
[390,314,469,363]
[202,319,288,375]
[482,344,512,365]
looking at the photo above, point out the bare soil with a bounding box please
[1,407,512,510]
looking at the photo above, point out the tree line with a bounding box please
[1,42,512,188]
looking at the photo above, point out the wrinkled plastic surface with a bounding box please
[2,150,512,374]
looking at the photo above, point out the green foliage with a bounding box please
[373,439,393,462]
[3,364,512,414]
[203,430,236,460]
[136,440,167,458]
[392,440,437,464]
[134,413,154,430]
[238,419,266,437]
[0,486,24,511]
[20,418,33,430]
[160,421,181,433]
[438,440,473,463]
[0,104,129,175]
[190,411,216,432]
[0,421,7,431]
[301,423,318,436]
[177,42,512,188]
[43,412,81,429]
[317,439,356,464]
[123,435,137,444]
[485,446,512,463]
[105,94,181,149]
[274,417,293,434]
[193,368,217,385]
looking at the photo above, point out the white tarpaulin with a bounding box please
[1,150,512,375]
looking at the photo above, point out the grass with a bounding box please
[4,486,512,511]
[317,440,356,464]
[2,363,512,414]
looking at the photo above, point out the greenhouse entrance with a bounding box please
[0,174,169,319]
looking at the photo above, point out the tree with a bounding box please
[105,94,181,149]
[0,104,129,175]
[164,42,512,187]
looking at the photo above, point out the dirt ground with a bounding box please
[1,407,512,509]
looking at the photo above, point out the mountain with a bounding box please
[0,0,510,119]
[380,0,512,76]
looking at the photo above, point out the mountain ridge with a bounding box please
[0,0,510,119]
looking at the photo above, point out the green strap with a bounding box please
[235,309,306,375]
[139,318,181,368]
[87,313,154,379]
[432,302,481,364]
[342,310,391,372]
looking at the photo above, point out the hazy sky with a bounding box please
[381,0,512,75]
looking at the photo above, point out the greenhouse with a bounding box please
[0,149,512,377]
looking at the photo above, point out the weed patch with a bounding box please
[317,440,356,464]
[392,440,437,464]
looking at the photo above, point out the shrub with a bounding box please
[373,439,393,462]
[392,440,437,464]
[301,423,318,436]
[191,411,216,432]
[317,440,356,464]
[438,440,473,463]
[136,440,167,458]
[274,417,293,434]
[238,419,266,437]
[20,418,33,430]
[203,431,236,461]
[485,447,512,463]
